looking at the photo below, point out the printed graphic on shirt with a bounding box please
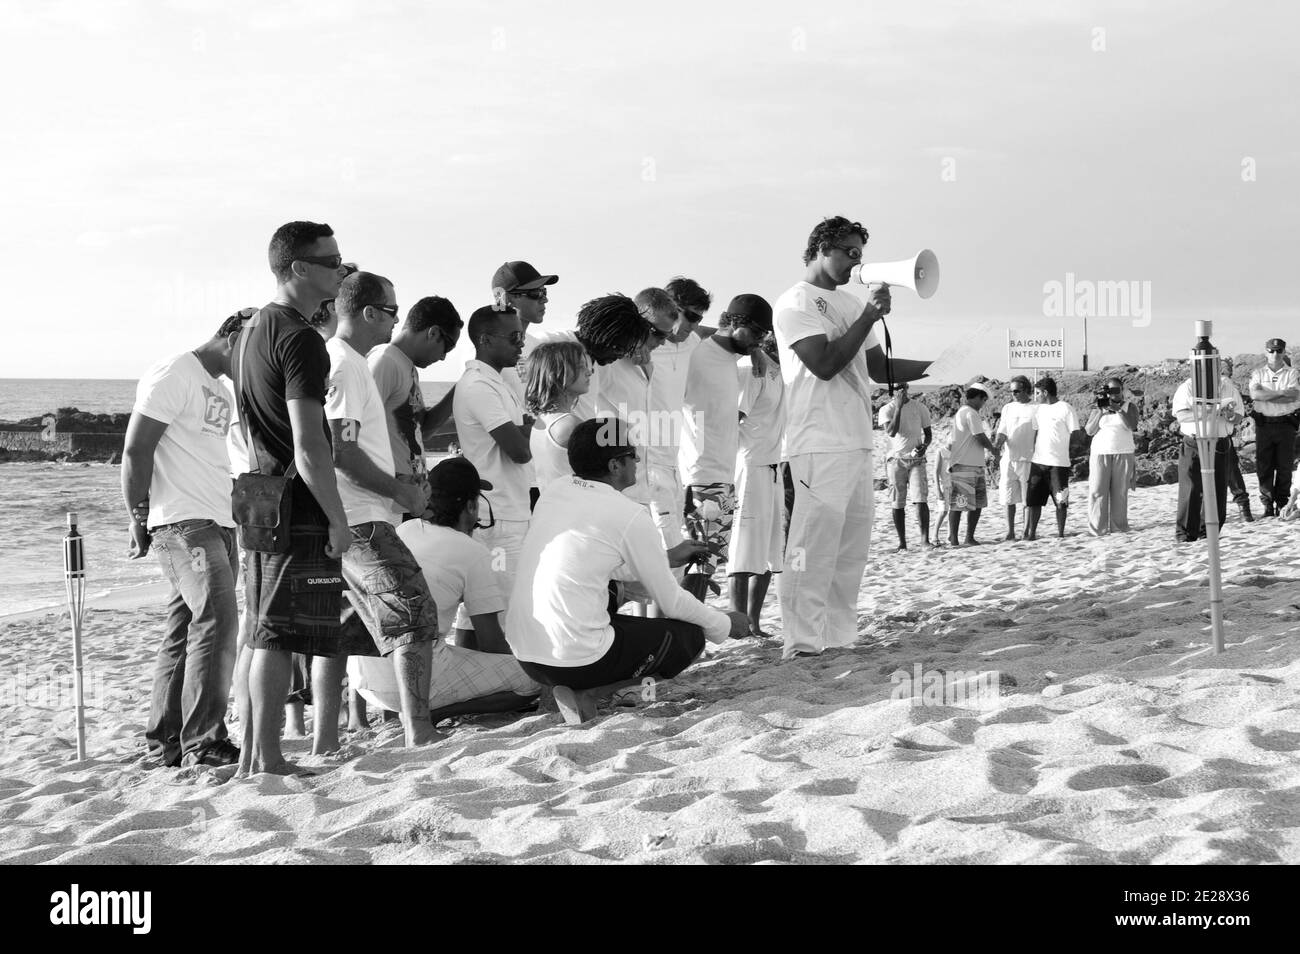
[200,385,232,436]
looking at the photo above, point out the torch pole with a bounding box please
[1193,409,1226,655]
[63,511,87,760]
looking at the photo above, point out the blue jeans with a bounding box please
[146,520,240,761]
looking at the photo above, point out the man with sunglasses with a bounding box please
[774,216,930,659]
[1248,338,1300,517]
[318,272,439,751]
[453,306,535,609]
[1172,365,1245,542]
[681,295,772,587]
[369,295,463,514]
[993,375,1037,541]
[492,260,558,391]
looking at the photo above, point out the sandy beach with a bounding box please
[2,481,1297,865]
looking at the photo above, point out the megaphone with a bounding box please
[850,248,939,299]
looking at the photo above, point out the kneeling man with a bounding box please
[507,418,749,723]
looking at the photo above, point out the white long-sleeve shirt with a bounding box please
[506,475,730,666]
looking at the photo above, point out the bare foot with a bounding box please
[553,686,600,725]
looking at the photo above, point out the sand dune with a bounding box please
[2,482,1297,864]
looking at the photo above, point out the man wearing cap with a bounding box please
[368,296,463,514]
[1249,338,1300,517]
[947,383,999,546]
[773,216,930,659]
[347,457,542,724]
[321,272,439,751]
[453,305,534,608]
[680,295,773,587]
[1172,368,1246,542]
[492,260,558,386]
[877,382,932,551]
[507,418,749,724]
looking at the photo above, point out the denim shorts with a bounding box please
[341,521,438,656]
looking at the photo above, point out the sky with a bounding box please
[2,0,1297,385]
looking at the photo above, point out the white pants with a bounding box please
[648,463,685,550]
[728,461,784,575]
[348,641,540,714]
[779,449,874,658]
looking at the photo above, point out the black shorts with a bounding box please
[1026,463,1071,507]
[243,524,343,656]
[519,614,706,691]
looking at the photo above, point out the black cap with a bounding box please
[722,293,773,332]
[491,261,558,294]
[1266,337,1287,351]
[429,457,492,500]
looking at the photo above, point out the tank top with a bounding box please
[531,411,577,493]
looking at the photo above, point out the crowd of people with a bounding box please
[121,216,1297,774]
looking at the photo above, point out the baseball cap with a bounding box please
[967,381,990,396]
[491,261,559,294]
[1265,337,1287,351]
[428,457,492,501]
[723,293,774,331]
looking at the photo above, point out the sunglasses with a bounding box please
[646,324,670,341]
[297,254,344,269]
[513,289,548,302]
[830,244,863,262]
[679,308,703,324]
[722,312,765,329]
[613,450,640,464]
[367,304,400,317]
[484,331,527,346]
[1266,348,1284,353]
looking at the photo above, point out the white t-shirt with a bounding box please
[1090,406,1136,455]
[950,404,988,467]
[1172,378,1244,439]
[324,337,398,526]
[1031,400,1080,467]
[876,399,932,459]
[591,357,653,505]
[737,357,785,468]
[649,335,698,473]
[397,520,504,638]
[453,360,532,521]
[773,281,877,456]
[133,352,235,529]
[506,476,730,666]
[995,401,1038,462]
[680,337,743,486]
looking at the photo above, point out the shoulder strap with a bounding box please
[232,310,297,480]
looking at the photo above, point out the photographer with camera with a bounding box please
[1084,377,1139,535]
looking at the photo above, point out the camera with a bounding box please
[1095,388,1112,409]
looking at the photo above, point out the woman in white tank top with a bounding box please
[524,340,592,495]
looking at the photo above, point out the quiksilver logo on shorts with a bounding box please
[306,576,342,585]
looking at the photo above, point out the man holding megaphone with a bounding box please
[774,216,932,660]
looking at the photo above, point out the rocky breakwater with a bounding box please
[0,407,128,463]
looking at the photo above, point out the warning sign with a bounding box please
[1008,328,1064,369]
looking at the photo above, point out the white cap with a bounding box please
[967,381,990,396]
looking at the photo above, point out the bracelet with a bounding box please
[131,501,150,526]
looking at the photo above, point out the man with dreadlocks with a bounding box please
[773,216,931,660]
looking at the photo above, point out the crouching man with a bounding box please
[507,418,749,723]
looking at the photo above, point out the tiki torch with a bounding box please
[1190,321,1225,655]
[63,511,88,759]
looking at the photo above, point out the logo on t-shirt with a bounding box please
[200,386,231,435]
[814,297,828,315]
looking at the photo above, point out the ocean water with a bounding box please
[0,378,454,616]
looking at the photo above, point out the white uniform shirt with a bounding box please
[453,359,532,521]
[133,352,235,529]
[324,337,398,526]
[1249,364,1300,417]
[773,281,878,456]
[506,476,730,666]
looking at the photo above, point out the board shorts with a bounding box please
[1000,457,1031,506]
[1027,463,1071,507]
[946,463,988,512]
[244,523,343,657]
